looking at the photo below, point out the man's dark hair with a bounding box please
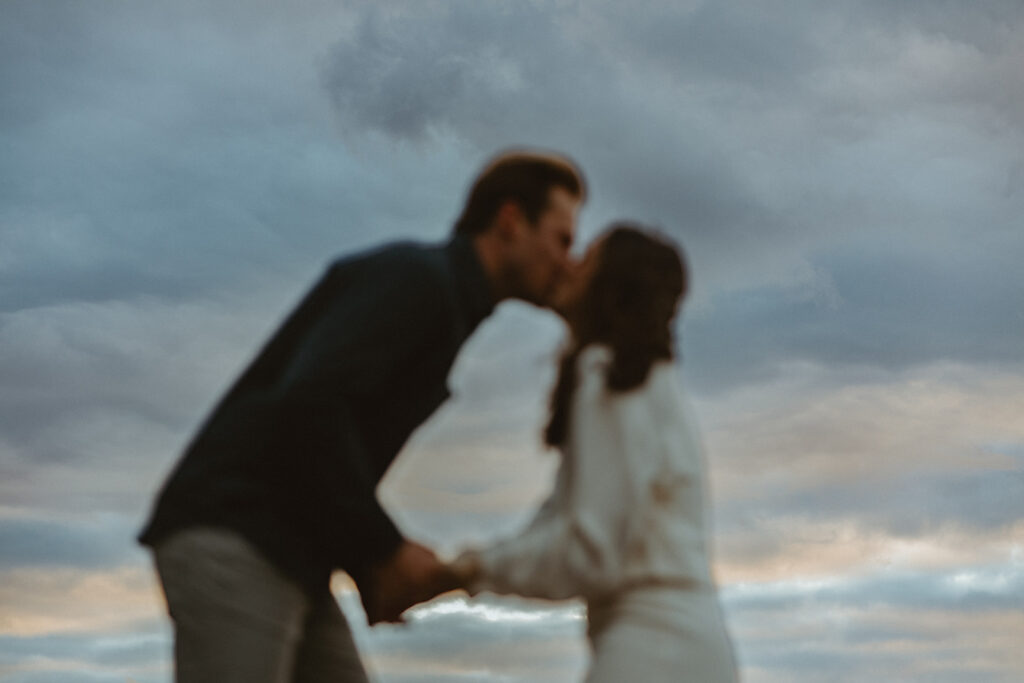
[453,150,586,235]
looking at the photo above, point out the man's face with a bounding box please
[509,186,581,307]
[550,236,602,324]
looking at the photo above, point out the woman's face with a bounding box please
[551,237,604,330]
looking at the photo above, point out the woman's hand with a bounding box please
[363,541,461,624]
[447,552,483,591]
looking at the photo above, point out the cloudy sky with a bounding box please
[2,1,1023,681]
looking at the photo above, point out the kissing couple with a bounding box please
[140,149,739,682]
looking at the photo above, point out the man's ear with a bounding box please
[495,200,525,241]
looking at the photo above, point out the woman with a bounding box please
[449,224,739,682]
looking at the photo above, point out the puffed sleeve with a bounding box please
[457,346,655,601]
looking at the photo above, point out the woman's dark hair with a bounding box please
[544,224,687,447]
[453,150,586,235]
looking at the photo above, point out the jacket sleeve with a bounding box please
[460,347,655,601]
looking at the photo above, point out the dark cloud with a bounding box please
[855,0,1024,49]
[323,2,577,144]
[0,631,167,671]
[0,1,474,316]
[320,0,772,244]
[590,1,826,89]
[725,564,1024,613]
[683,240,1024,392]
[726,570,1024,683]
[720,469,1024,544]
[0,516,139,569]
[0,674,134,683]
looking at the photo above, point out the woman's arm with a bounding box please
[454,347,656,601]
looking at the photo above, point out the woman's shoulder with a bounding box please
[575,344,614,373]
[569,345,615,411]
[575,345,680,388]
[573,346,685,416]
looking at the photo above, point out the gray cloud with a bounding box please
[0,631,167,672]
[1,1,476,316]
[726,567,1024,683]
[715,469,1024,568]
[0,516,139,569]
[725,564,1024,614]
[0,674,133,683]
[683,242,1024,392]
[584,1,826,89]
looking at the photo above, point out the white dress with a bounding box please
[458,345,739,682]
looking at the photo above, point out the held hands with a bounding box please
[362,540,461,625]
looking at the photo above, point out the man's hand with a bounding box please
[447,552,482,591]
[362,541,460,624]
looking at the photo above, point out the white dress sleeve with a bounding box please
[459,346,655,601]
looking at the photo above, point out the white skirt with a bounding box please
[585,585,739,683]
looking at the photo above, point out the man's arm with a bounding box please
[361,540,461,624]
[279,249,455,580]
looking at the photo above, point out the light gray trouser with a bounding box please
[153,527,371,683]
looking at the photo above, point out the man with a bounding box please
[139,149,586,682]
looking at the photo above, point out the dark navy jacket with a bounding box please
[139,236,494,594]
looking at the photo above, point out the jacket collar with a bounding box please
[447,234,496,327]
